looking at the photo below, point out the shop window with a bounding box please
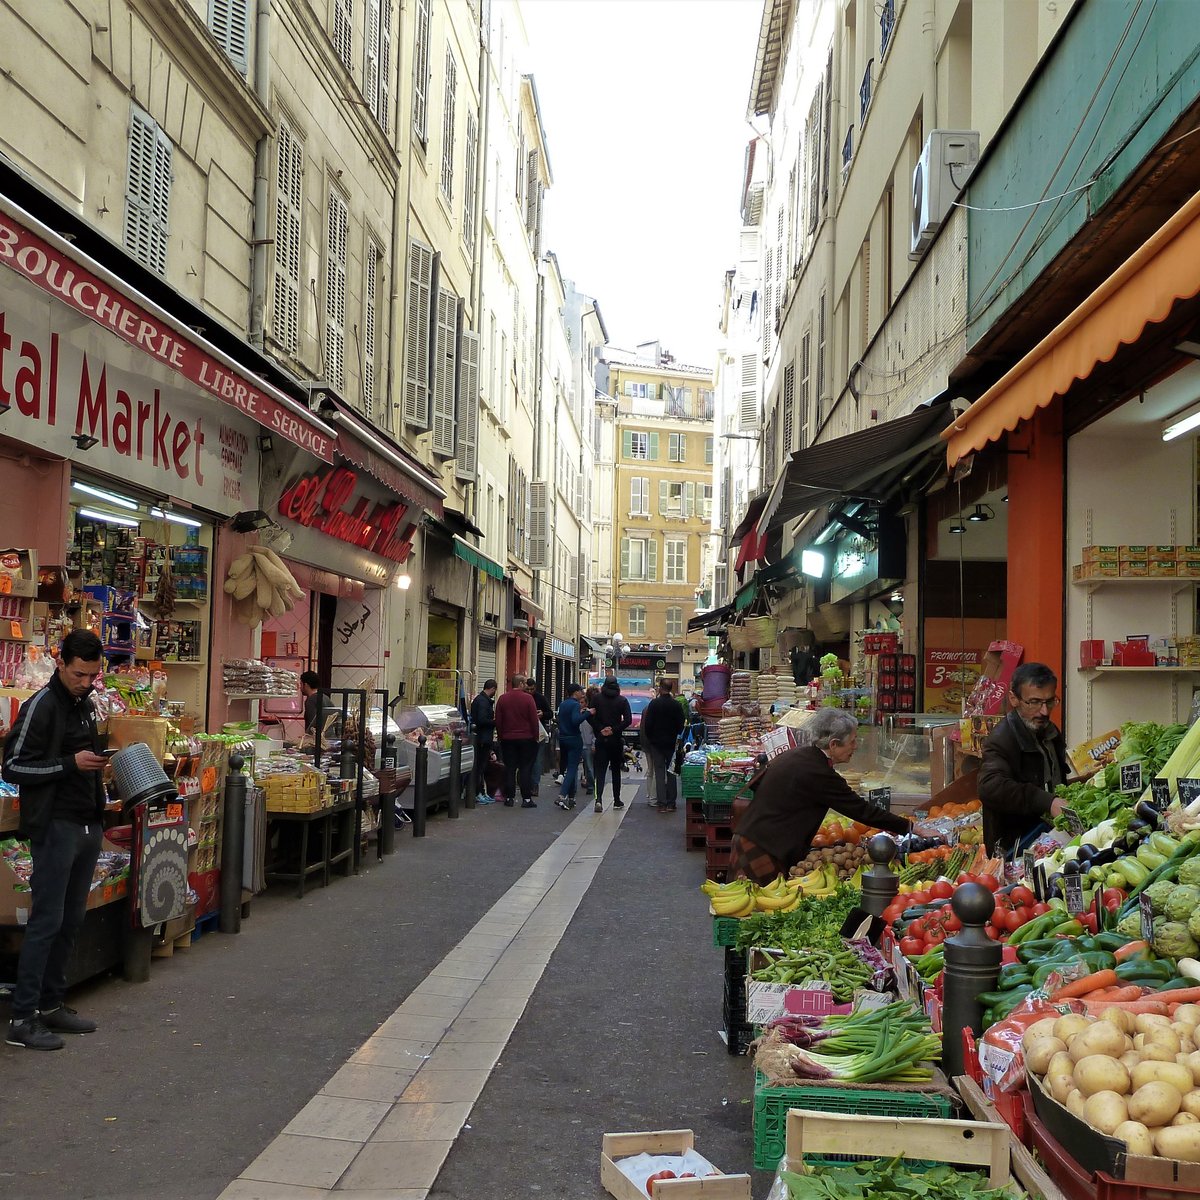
[665,606,683,638]
[124,107,172,277]
[441,46,457,202]
[273,118,303,357]
[665,539,686,583]
[325,189,349,392]
[208,0,250,74]
[628,605,646,637]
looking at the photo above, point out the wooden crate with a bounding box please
[600,1129,751,1199]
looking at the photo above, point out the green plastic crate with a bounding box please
[712,915,741,947]
[702,778,742,804]
[702,800,734,823]
[752,1070,954,1172]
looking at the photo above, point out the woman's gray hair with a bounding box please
[810,709,859,749]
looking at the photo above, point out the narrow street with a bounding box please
[2,771,760,1200]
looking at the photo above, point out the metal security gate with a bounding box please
[477,631,498,687]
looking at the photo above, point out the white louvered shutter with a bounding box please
[432,287,458,456]
[738,353,759,430]
[763,244,774,356]
[377,0,391,133]
[325,190,348,391]
[528,482,549,570]
[362,241,379,418]
[364,0,380,118]
[208,0,249,73]
[334,0,352,70]
[455,329,479,480]
[273,120,302,356]
[125,108,172,276]
[412,0,430,141]
[646,537,658,582]
[441,49,457,200]
[684,482,695,518]
[403,241,433,428]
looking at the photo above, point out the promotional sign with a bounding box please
[923,648,986,715]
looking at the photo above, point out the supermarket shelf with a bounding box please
[224,692,295,700]
[138,597,207,606]
[1071,575,1195,595]
[1077,666,1200,679]
[159,659,207,668]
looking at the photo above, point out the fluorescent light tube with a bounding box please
[72,481,138,510]
[150,507,202,528]
[77,506,140,528]
[1163,401,1200,442]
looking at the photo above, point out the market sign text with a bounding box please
[278,465,416,563]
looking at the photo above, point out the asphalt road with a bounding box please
[1,774,770,1199]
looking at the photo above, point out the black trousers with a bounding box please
[593,740,625,803]
[499,738,538,801]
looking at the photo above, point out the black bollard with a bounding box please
[861,832,901,917]
[378,735,397,858]
[941,883,1003,1078]
[121,921,153,983]
[447,733,462,819]
[220,753,247,935]
[412,734,428,838]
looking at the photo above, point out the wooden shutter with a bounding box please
[125,107,172,276]
[403,241,433,428]
[684,482,695,518]
[364,0,380,120]
[362,240,379,417]
[272,119,302,356]
[646,538,657,582]
[622,430,632,458]
[648,432,659,460]
[763,244,774,355]
[782,361,795,453]
[441,48,457,199]
[333,0,352,70]
[455,329,479,480]
[432,287,458,456]
[462,111,478,248]
[325,189,348,391]
[377,0,391,132]
[620,537,630,580]
[525,150,539,232]
[528,481,549,570]
[412,0,430,141]
[739,353,759,430]
[208,0,249,73]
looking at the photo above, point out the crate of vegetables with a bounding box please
[600,1128,751,1199]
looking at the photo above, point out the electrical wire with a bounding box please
[952,179,1098,213]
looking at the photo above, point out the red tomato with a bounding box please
[1009,886,1036,907]
[984,923,1001,940]
[1032,902,1050,917]
[908,891,931,908]
[979,874,1000,891]
[925,927,946,946]
[959,872,979,886]
[882,903,904,926]
[679,1174,696,1180]
[647,1171,677,1194]
[930,881,954,900]
[1010,905,1033,929]
[943,912,962,933]
[900,936,925,956]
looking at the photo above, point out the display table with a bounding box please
[265,800,356,898]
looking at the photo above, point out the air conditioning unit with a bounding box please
[910,130,980,261]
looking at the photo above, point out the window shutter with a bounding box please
[646,538,658,582]
[333,0,353,70]
[649,432,659,459]
[763,244,774,355]
[622,430,632,458]
[658,480,669,515]
[432,287,458,456]
[462,110,478,249]
[208,0,249,74]
[684,482,695,518]
[272,119,302,356]
[325,190,348,391]
[441,48,457,200]
[125,107,172,276]
[620,538,630,580]
[412,0,430,141]
[782,361,795,453]
[403,241,433,428]
[739,353,760,431]
[525,150,539,232]
[527,481,548,570]
[362,240,379,417]
[364,0,380,119]
[377,0,391,132]
[455,329,479,480]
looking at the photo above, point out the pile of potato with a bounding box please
[789,838,871,881]
[1025,1008,1200,1161]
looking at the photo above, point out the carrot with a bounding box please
[1082,985,1142,1003]
[1114,940,1151,963]
[1050,969,1119,1001]
[1081,998,1170,1016]
[1160,988,1200,1006]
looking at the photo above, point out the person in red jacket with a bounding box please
[493,674,541,808]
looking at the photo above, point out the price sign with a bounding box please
[1062,807,1085,837]
[1177,778,1200,809]
[1151,779,1172,812]
[8,621,20,639]
[1023,851,1038,895]
[1141,892,1155,944]
[868,786,892,811]
[1065,874,1085,915]
[1120,761,1144,795]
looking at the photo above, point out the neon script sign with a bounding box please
[278,465,417,563]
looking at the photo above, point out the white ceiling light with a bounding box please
[150,506,202,528]
[1163,400,1200,442]
[77,506,140,528]
[72,481,138,510]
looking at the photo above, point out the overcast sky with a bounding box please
[521,0,763,371]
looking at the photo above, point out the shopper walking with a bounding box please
[590,677,632,813]
[469,679,497,805]
[3,630,108,1051]
[494,674,540,808]
[580,685,599,794]
[642,678,686,813]
[554,683,592,810]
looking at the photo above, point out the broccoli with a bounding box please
[1117,911,1144,939]
[1146,880,1180,916]
[1179,857,1200,889]
[1165,885,1200,924]
[1153,921,1199,960]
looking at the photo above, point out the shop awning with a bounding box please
[580,635,607,656]
[730,493,770,542]
[443,507,485,539]
[514,587,543,624]
[688,604,733,632]
[452,535,506,580]
[758,403,951,535]
[943,187,1200,467]
[733,579,759,612]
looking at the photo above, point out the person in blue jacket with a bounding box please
[554,683,593,810]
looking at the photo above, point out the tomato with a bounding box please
[925,927,946,946]
[882,903,904,926]
[978,874,1000,891]
[900,936,925,956]
[943,912,962,933]
[647,1171,677,1194]
[1032,902,1050,917]
[958,872,979,886]
[1010,905,1033,929]
[679,1174,697,1180]
[908,891,931,908]
[984,923,1002,940]
[1009,885,1036,907]
[930,881,954,900]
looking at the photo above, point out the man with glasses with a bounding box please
[978,662,1070,856]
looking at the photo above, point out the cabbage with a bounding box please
[1188,909,1200,943]
[1179,856,1200,889]
[1118,911,1144,939]
[1165,885,1200,924]
[1146,880,1180,916]
[1153,921,1199,959]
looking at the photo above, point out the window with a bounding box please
[699,388,715,420]
[623,380,650,399]
[325,189,348,391]
[665,607,683,638]
[441,47,457,201]
[665,539,686,583]
[455,328,479,481]
[705,435,714,465]
[403,240,433,428]
[660,481,695,518]
[208,0,249,73]
[364,0,391,132]
[699,484,713,521]
[668,432,686,462]
[412,0,430,143]
[362,239,381,418]
[622,430,658,460]
[880,0,895,56]
[462,111,478,249]
[782,360,795,454]
[124,107,172,276]
[630,477,649,515]
[816,292,827,421]
[525,149,541,245]
[628,605,646,637]
[620,537,657,581]
[272,118,302,355]
[799,331,811,448]
[333,0,352,71]
[432,286,458,456]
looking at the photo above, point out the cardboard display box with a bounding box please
[600,1129,750,1200]
[0,548,38,598]
[0,836,127,925]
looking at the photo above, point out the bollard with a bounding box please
[465,732,480,810]
[220,753,247,935]
[122,921,153,983]
[412,734,428,838]
[447,733,462,819]
[378,735,397,858]
[860,832,900,917]
[941,883,1002,1078]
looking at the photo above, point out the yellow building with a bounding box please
[603,348,715,685]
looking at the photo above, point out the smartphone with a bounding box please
[101,748,119,758]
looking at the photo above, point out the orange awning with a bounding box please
[942,187,1200,466]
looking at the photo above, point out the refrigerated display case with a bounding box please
[394,704,474,785]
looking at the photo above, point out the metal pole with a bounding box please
[860,832,900,917]
[447,731,462,819]
[941,883,1002,1078]
[412,734,428,838]
[220,752,247,935]
[378,733,397,858]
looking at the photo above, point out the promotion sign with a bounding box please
[924,648,986,714]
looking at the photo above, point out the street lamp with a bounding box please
[608,631,626,673]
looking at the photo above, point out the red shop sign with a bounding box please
[279,465,417,563]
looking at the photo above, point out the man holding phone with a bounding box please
[3,630,108,1050]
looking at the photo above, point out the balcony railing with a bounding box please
[664,394,716,421]
[880,0,895,57]
[860,60,874,123]
[841,126,854,179]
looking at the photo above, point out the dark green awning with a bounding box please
[733,580,758,612]
[452,536,506,581]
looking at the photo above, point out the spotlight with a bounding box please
[230,509,273,532]
[72,434,99,451]
[395,572,412,591]
[949,522,966,534]
[257,434,274,454]
[967,503,995,523]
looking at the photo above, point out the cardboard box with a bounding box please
[1071,564,1084,581]
[108,715,172,764]
[1177,558,1200,578]
[1089,560,1121,577]
[962,640,1024,717]
[1068,729,1121,777]
[1119,559,1149,577]
[1149,558,1178,577]
[1081,546,1119,563]
[600,1130,751,1200]
[1180,546,1200,557]
[0,547,38,598]
[1078,639,1105,669]
[1118,545,1150,559]
[0,791,18,833]
[0,836,127,924]
[960,714,1003,756]
[1148,545,1177,559]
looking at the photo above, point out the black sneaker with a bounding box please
[39,1005,96,1035]
[612,798,625,809]
[503,798,515,807]
[567,799,577,810]
[554,798,570,810]
[594,799,603,813]
[7,1018,64,1050]
[521,799,537,809]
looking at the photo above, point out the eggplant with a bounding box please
[1078,844,1100,861]
[1119,832,1142,854]
[1094,847,1118,865]
[1134,800,1162,830]
[1063,859,1082,876]
[1048,872,1066,896]
[1129,817,1151,835]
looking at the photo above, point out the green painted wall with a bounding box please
[967,0,1200,346]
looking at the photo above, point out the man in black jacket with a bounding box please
[590,678,632,813]
[642,679,686,812]
[3,630,108,1050]
[977,662,1069,856]
[469,680,497,804]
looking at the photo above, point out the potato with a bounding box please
[1103,1007,1137,1035]
[1184,1035,1197,1055]
[1122,1051,1143,1072]
[1175,1005,1200,1029]
[1114,1120,1155,1157]
[1055,1014,1094,1043]
[1023,1017,1061,1048]
[1071,1023,1129,1062]
[1048,1050,1075,1078]
[1132,1060,1195,1095]
[1155,1124,1200,1162]
[1027,1037,1067,1075]
[1147,1028,1183,1055]
[1066,1089,1087,1117]
[1184,1050,1200,1086]
[1138,1041,1179,1063]
[1182,1090,1200,1118]
[1137,1014,1174,1035]
[1084,1091,1129,1135]
[1048,1071,1076,1105]
[1074,1055,1131,1098]
[1129,1081,1184,1126]
[1174,1113,1200,1126]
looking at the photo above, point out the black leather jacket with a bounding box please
[978,710,1069,854]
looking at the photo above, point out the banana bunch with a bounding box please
[752,874,803,912]
[224,544,304,627]
[702,875,805,916]
[789,862,841,899]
